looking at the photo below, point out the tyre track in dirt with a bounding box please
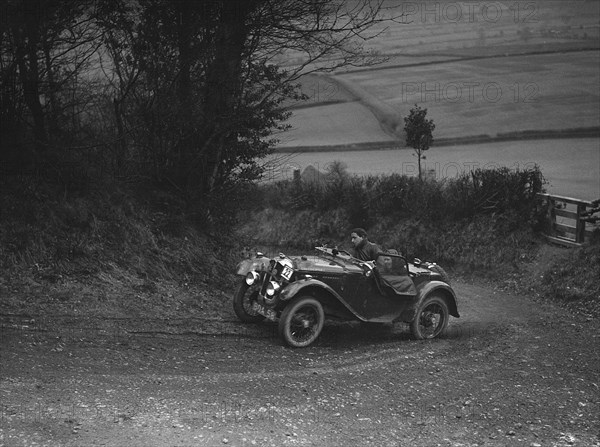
[1,280,599,447]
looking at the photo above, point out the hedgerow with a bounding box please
[239,166,547,277]
[255,165,546,229]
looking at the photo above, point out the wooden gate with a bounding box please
[537,193,599,246]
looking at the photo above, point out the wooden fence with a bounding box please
[537,193,599,246]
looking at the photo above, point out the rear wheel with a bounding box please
[232,281,264,323]
[279,296,324,348]
[410,294,449,340]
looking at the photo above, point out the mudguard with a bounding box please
[279,278,365,321]
[400,280,460,322]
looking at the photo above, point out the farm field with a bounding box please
[268,138,600,201]
[276,1,600,72]
[337,50,600,141]
[277,49,600,148]
[277,100,392,147]
[360,3,599,59]
[273,1,599,200]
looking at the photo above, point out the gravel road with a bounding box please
[1,281,599,447]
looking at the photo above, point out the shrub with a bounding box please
[255,165,545,226]
[242,166,547,273]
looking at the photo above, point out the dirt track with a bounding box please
[1,280,599,447]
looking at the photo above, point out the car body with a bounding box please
[233,246,459,347]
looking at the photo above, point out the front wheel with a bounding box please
[232,281,264,323]
[278,296,324,348]
[410,294,449,340]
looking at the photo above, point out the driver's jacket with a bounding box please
[352,239,381,261]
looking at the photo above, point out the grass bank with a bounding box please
[1,167,597,321]
[237,165,599,317]
[0,178,240,320]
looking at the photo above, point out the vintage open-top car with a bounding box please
[233,246,459,348]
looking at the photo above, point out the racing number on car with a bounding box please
[281,265,293,281]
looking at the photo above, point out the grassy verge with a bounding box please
[241,165,546,256]
[534,238,600,318]
[237,166,599,317]
[236,207,541,280]
[1,167,597,321]
[0,178,239,320]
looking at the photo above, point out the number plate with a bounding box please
[252,302,277,321]
[281,265,293,281]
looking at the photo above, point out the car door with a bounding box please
[343,254,416,321]
[339,267,374,313]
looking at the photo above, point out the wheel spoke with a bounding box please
[243,289,259,315]
[280,296,325,348]
[419,303,444,337]
[290,306,318,343]
[233,282,265,323]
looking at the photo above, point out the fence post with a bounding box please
[547,196,556,235]
[575,203,586,243]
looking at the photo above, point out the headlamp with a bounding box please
[266,281,281,297]
[245,271,260,286]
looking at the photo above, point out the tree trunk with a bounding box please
[113,97,127,172]
[199,1,256,195]
[14,20,47,153]
[177,0,192,118]
[43,39,59,140]
[175,0,195,186]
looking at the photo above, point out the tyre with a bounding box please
[410,294,449,340]
[278,296,325,348]
[232,281,264,323]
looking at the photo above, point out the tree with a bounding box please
[2,0,402,225]
[94,0,399,196]
[179,0,399,197]
[1,0,101,160]
[403,104,435,180]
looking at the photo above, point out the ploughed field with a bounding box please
[276,1,600,151]
[278,50,600,149]
[269,138,600,201]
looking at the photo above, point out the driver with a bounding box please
[349,228,381,261]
